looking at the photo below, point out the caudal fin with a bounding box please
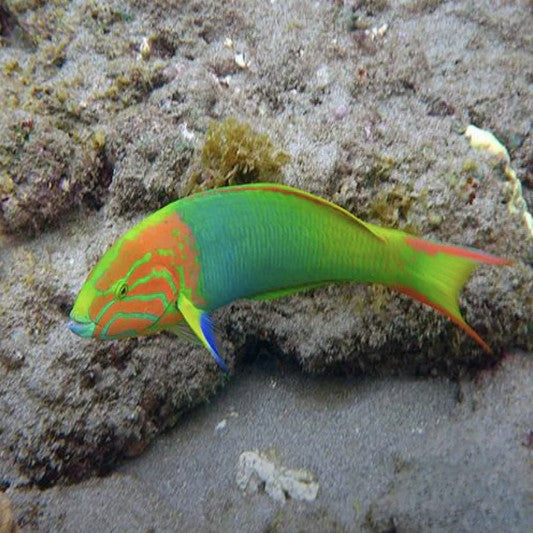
[393,236,513,353]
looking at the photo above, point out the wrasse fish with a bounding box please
[69,184,512,372]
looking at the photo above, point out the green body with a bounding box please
[177,185,391,310]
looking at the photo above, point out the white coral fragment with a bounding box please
[465,125,509,163]
[215,419,227,431]
[234,52,248,69]
[366,23,388,41]
[464,125,532,237]
[236,450,319,503]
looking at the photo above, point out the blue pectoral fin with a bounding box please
[178,294,229,373]
[199,313,228,373]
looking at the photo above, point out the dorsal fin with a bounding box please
[197,183,387,244]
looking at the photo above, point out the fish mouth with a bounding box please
[67,317,96,338]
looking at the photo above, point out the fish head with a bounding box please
[69,232,181,340]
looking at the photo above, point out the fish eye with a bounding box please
[115,281,128,300]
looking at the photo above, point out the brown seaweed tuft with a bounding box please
[183,117,289,195]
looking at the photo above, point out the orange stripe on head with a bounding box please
[94,241,150,292]
[89,292,114,323]
[154,309,183,329]
[126,261,160,284]
[130,274,175,300]
[126,266,177,305]
[98,297,166,330]
[104,316,156,338]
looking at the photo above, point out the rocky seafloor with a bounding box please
[0,0,531,531]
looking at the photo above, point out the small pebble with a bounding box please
[334,105,348,120]
[235,53,247,69]
[215,419,227,431]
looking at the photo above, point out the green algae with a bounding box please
[366,184,417,229]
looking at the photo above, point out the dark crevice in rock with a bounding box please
[0,4,35,50]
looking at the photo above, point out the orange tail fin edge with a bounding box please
[393,284,492,353]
